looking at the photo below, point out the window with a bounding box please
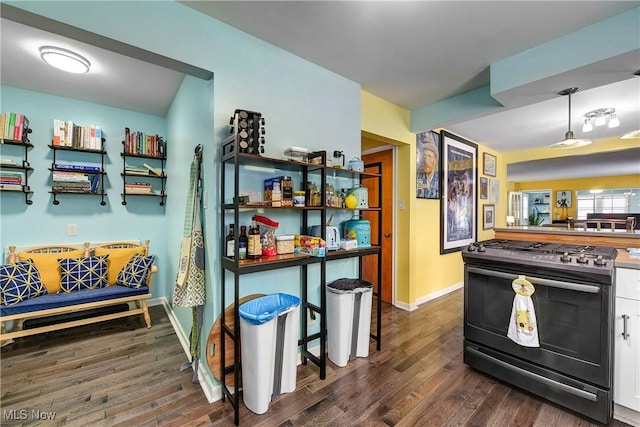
[576,188,640,219]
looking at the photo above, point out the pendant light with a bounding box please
[549,87,592,149]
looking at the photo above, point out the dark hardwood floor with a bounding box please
[1,290,631,426]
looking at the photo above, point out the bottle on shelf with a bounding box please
[226,224,235,258]
[238,225,248,260]
[248,216,262,259]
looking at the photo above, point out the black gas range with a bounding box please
[462,238,617,424]
[463,239,617,283]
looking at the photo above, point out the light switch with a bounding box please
[67,224,77,236]
[398,199,405,210]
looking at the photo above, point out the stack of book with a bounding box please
[125,182,153,194]
[53,119,102,150]
[1,112,29,142]
[0,169,25,191]
[52,171,96,193]
[124,128,165,157]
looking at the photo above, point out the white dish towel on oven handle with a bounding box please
[507,275,540,347]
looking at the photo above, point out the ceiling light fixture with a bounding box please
[582,107,620,132]
[549,87,592,149]
[39,46,90,74]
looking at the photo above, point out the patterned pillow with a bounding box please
[116,254,155,288]
[58,255,109,293]
[0,260,48,306]
[94,246,146,285]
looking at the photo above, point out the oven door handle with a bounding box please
[467,346,599,402]
[467,267,600,294]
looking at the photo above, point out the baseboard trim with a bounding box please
[393,301,418,312]
[415,282,463,307]
[152,298,220,403]
[614,403,640,427]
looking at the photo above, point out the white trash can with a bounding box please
[326,278,373,367]
[239,293,300,415]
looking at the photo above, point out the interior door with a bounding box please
[362,149,393,303]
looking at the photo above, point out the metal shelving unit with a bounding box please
[220,127,382,426]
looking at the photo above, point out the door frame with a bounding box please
[362,145,397,306]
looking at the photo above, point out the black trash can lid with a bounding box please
[327,278,373,292]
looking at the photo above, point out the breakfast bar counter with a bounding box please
[494,226,640,248]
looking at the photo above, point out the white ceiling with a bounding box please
[2,2,639,182]
[0,18,186,117]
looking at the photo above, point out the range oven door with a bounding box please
[464,263,613,388]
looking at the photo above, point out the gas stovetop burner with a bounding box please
[465,239,617,270]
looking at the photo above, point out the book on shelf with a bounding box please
[0,158,17,165]
[124,127,165,157]
[143,163,162,176]
[53,181,91,192]
[0,183,23,191]
[125,166,149,175]
[90,174,101,193]
[52,119,103,149]
[1,112,29,142]
[53,163,101,173]
[52,171,89,182]
[1,170,25,184]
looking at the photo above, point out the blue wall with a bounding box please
[4,1,362,394]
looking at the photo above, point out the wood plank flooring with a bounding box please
[1,291,632,426]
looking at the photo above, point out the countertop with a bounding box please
[494,226,640,249]
[495,225,639,237]
[615,250,640,270]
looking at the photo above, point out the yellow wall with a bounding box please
[513,174,640,219]
[361,91,507,307]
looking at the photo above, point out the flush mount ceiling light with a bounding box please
[39,46,90,74]
[549,87,592,149]
[582,108,620,132]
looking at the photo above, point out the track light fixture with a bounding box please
[582,108,620,132]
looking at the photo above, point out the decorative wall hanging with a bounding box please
[416,130,441,199]
[440,131,477,254]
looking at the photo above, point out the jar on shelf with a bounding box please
[281,176,293,207]
[293,190,305,207]
[306,181,320,207]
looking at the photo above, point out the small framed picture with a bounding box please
[483,204,495,230]
[556,190,572,208]
[480,177,488,199]
[483,152,496,177]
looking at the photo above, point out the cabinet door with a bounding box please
[615,296,640,411]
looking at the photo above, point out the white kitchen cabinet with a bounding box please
[614,267,640,425]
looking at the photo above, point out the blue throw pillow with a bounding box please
[116,254,154,288]
[0,260,47,305]
[59,255,109,293]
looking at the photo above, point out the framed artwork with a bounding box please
[416,130,441,199]
[483,152,496,177]
[440,130,477,254]
[480,177,488,199]
[556,190,572,208]
[489,178,500,203]
[483,204,495,230]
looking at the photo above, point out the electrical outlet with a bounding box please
[67,224,77,236]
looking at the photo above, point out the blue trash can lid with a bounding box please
[327,278,373,294]
[239,293,301,325]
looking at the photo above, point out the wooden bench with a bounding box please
[0,241,157,342]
